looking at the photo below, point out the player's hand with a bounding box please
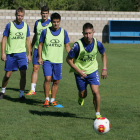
[27,55,31,64]
[101,70,107,79]
[37,58,43,65]
[1,53,6,61]
[79,70,87,79]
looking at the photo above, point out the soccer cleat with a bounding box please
[96,115,102,119]
[0,92,4,99]
[49,90,51,95]
[78,97,84,106]
[44,100,49,107]
[19,96,27,101]
[49,101,58,106]
[26,90,36,95]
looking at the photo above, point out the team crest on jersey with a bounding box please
[78,53,95,62]
[47,39,62,47]
[12,32,24,39]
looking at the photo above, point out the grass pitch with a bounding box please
[0,43,140,140]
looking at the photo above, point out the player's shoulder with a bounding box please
[6,22,11,27]
[73,42,79,47]
[23,21,28,25]
[35,19,41,25]
[96,39,103,46]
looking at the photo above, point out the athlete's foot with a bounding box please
[78,97,84,106]
[19,96,28,101]
[96,115,102,119]
[49,101,57,106]
[44,100,49,107]
[26,90,36,95]
[0,92,4,99]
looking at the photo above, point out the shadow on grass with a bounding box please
[0,87,28,92]
[0,87,43,93]
[3,95,43,105]
[29,110,95,120]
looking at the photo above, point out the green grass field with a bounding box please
[0,43,140,140]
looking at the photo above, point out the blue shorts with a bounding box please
[43,61,62,80]
[74,70,100,91]
[5,52,28,71]
[33,48,39,65]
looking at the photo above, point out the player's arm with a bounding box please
[64,30,71,53]
[65,43,71,53]
[31,33,37,48]
[101,52,107,79]
[66,43,87,78]
[66,56,87,78]
[1,23,10,61]
[38,42,43,65]
[1,36,7,61]
[37,29,46,65]
[97,40,107,79]
[26,36,32,63]
[31,20,38,49]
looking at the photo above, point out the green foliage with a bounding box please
[0,0,140,11]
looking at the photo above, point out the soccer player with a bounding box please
[26,6,52,95]
[0,7,31,100]
[38,12,70,107]
[66,23,107,119]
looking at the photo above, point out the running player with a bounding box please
[66,23,107,119]
[0,7,31,100]
[26,5,52,96]
[38,12,71,107]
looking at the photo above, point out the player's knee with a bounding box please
[5,72,12,79]
[45,77,51,82]
[53,80,59,86]
[92,91,100,96]
[33,65,39,72]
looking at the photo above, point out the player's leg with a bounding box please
[44,76,51,107]
[26,64,40,95]
[74,73,87,106]
[18,52,28,100]
[0,71,12,99]
[0,54,17,99]
[78,89,87,106]
[49,79,53,95]
[49,63,62,106]
[42,61,52,107]
[50,80,59,105]
[90,85,101,118]
[27,48,39,95]
[19,70,26,100]
[88,70,101,118]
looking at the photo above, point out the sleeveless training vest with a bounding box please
[42,28,65,63]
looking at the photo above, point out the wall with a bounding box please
[0,10,140,43]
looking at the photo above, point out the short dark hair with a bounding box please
[41,5,49,13]
[15,7,25,15]
[51,13,61,22]
[83,22,94,32]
